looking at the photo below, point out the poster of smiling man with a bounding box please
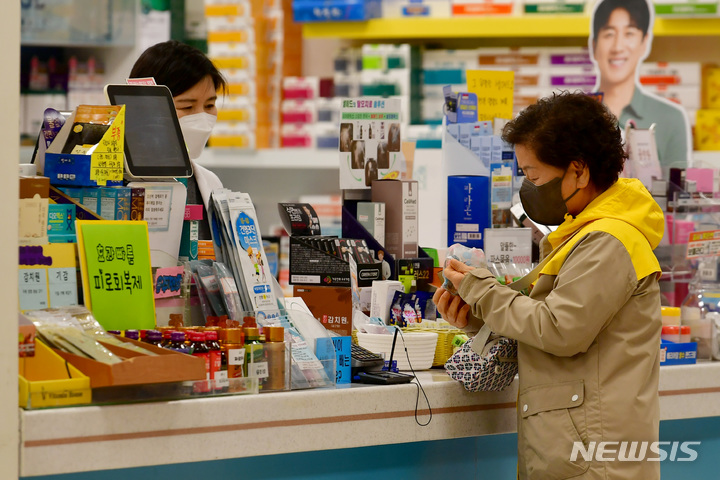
[589,0,691,176]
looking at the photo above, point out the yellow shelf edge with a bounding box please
[303,16,720,39]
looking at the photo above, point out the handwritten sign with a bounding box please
[76,220,155,331]
[154,265,185,299]
[89,106,125,186]
[466,70,515,122]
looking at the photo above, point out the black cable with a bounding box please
[396,328,432,427]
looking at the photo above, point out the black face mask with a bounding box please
[519,173,580,226]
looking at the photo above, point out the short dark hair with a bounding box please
[592,0,651,40]
[502,91,626,191]
[129,40,226,97]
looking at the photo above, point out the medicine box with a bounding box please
[293,285,353,337]
[371,179,419,260]
[448,175,491,249]
[292,0,382,22]
[356,201,386,247]
[639,62,701,86]
[47,204,76,243]
[99,186,131,220]
[383,0,452,17]
[660,340,697,366]
[370,280,405,324]
[19,176,50,245]
[523,1,586,14]
[288,235,382,287]
[452,0,514,15]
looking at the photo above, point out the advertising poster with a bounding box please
[339,98,405,190]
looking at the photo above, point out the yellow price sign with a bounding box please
[466,70,515,122]
[90,153,123,186]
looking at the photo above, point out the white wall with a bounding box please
[2,2,20,479]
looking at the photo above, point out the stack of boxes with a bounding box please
[206,0,286,150]
[696,66,720,151]
[420,46,701,127]
[640,62,701,127]
[205,0,257,150]
[360,44,420,126]
[280,77,340,148]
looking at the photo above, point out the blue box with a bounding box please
[660,340,697,366]
[292,0,382,22]
[44,153,124,187]
[448,175,491,249]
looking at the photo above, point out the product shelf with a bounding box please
[194,147,339,170]
[302,16,720,40]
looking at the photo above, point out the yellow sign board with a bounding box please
[466,70,515,122]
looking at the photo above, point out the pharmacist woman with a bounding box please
[433,92,664,480]
[129,40,228,239]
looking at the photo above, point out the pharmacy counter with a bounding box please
[19,362,720,477]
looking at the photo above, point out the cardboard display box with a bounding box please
[371,179,419,260]
[43,105,125,187]
[19,339,91,408]
[288,235,382,287]
[294,285,353,337]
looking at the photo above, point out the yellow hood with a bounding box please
[542,178,664,280]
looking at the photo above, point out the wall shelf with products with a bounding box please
[302,16,720,40]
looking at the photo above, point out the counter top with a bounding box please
[20,362,720,477]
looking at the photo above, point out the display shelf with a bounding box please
[302,16,720,40]
[20,39,135,48]
[194,148,339,170]
[19,363,720,476]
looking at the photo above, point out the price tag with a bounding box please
[484,228,532,265]
[18,268,48,310]
[249,362,269,379]
[48,267,78,308]
[228,348,245,366]
[214,370,229,389]
[686,230,720,259]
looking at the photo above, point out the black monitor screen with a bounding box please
[106,85,193,178]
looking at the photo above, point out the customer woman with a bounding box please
[433,91,664,479]
[129,40,227,239]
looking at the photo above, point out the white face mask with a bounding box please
[179,112,217,160]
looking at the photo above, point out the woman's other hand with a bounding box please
[432,287,472,329]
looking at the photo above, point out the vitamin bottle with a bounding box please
[205,330,222,392]
[224,328,245,392]
[168,331,190,355]
[190,332,210,394]
[143,330,163,347]
[263,326,286,391]
[124,329,139,341]
[244,327,267,388]
[160,330,174,348]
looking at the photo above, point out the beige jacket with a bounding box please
[457,179,664,480]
